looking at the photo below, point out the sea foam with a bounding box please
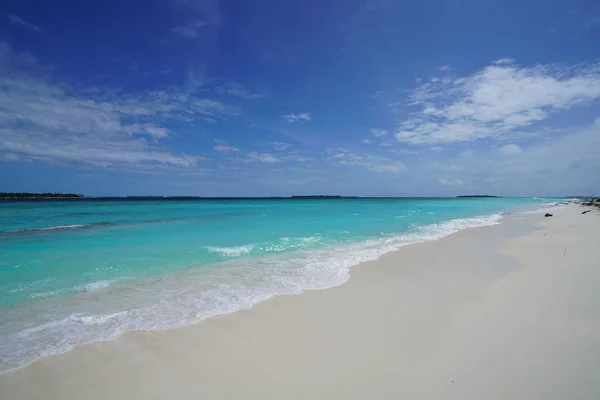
[0,222,110,235]
[0,212,504,373]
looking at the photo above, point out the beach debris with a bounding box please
[544,213,553,217]
[582,210,592,214]
[585,198,599,206]
[555,202,569,205]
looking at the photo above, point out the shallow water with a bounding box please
[0,197,555,372]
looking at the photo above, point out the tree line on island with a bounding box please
[0,193,503,199]
[0,192,83,198]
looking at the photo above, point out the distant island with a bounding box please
[0,192,83,198]
[0,194,359,200]
[0,194,503,200]
[457,195,500,198]
[291,195,355,199]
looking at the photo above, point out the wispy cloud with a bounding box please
[326,148,406,173]
[284,154,312,162]
[0,42,239,170]
[123,123,169,139]
[492,58,515,65]
[437,65,453,72]
[213,140,240,153]
[586,14,600,29]
[395,60,600,145]
[371,128,388,137]
[8,14,41,33]
[0,42,37,74]
[427,120,600,195]
[171,19,207,38]
[269,141,291,151]
[282,113,312,123]
[388,148,418,155]
[245,152,280,163]
[216,81,267,99]
[0,130,202,168]
[171,0,222,31]
[498,143,522,155]
[438,178,465,186]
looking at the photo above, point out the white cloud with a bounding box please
[361,138,372,144]
[269,141,291,151]
[438,178,465,186]
[437,65,453,72]
[498,143,522,155]
[0,129,201,168]
[371,128,388,137]
[187,98,237,121]
[327,148,406,173]
[285,155,312,162]
[213,140,240,153]
[492,58,515,65]
[8,15,41,33]
[123,123,169,139]
[246,152,280,163]
[282,113,311,123]
[365,162,406,173]
[216,81,266,99]
[0,42,237,170]
[170,19,207,38]
[427,121,600,195]
[143,124,169,139]
[388,148,419,155]
[396,61,600,145]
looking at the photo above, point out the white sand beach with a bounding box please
[1,203,599,399]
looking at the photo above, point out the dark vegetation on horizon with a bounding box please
[457,195,500,198]
[0,192,83,198]
[291,195,352,199]
[3,194,552,201]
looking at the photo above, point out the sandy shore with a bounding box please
[1,204,599,399]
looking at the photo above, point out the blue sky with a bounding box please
[0,0,599,196]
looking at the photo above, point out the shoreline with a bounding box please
[0,206,550,375]
[0,208,511,374]
[1,203,598,399]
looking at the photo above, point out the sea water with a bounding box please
[0,197,554,371]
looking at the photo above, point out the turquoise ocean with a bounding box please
[0,197,555,372]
